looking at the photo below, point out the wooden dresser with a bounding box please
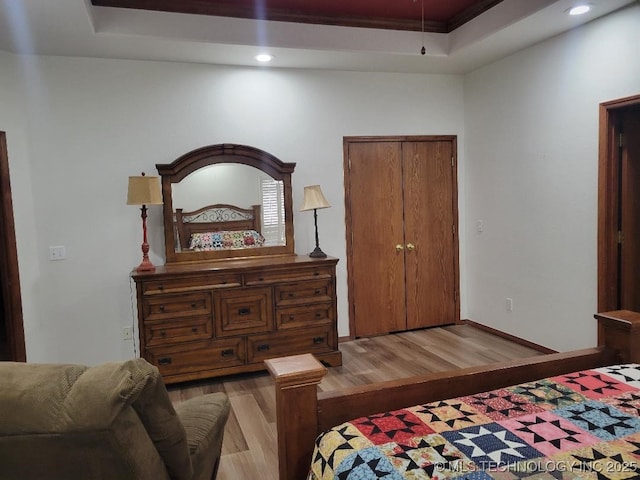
[132,255,341,384]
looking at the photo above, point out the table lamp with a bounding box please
[127,172,163,272]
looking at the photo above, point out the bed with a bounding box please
[174,203,263,251]
[265,310,640,480]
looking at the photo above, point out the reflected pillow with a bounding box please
[189,230,265,251]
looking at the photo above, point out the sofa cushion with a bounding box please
[128,359,193,480]
[0,362,89,434]
[0,359,193,480]
[174,392,230,480]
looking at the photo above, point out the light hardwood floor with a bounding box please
[167,324,544,480]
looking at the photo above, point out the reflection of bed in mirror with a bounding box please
[174,203,263,251]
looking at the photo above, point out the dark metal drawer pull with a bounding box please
[257,344,270,352]
[312,337,324,345]
[158,357,172,365]
[159,305,165,311]
[238,307,251,316]
[221,349,234,357]
[191,303,197,308]
[191,327,198,333]
[314,290,321,295]
[159,330,166,337]
[288,292,295,297]
[314,272,320,276]
[315,312,322,318]
[158,285,164,290]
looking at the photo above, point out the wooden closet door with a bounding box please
[402,141,456,329]
[348,141,407,337]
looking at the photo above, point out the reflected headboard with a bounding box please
[175,203,261,250]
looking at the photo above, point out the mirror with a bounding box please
[171,164,286,248]
[157,144,296,264]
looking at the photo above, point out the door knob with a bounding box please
[406,243,415,251]
[395,244,404,252]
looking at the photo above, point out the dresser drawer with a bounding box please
[144,316,212,346]
[247,326,335,364]
[141,274,241,295]
[244,266,333,285]
[146,338,245,377]
[276,303,333,330]
[274,279,333,307]
[214,287,273,337]
[143,292,211,320]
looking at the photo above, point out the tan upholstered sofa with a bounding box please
[0,358,230,480]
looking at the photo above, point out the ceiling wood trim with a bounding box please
[91,0,503,33]
[447,0,504,31]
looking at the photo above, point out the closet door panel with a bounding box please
[403,141,456,329]
[348,142,407,336]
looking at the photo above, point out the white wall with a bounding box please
[0,52,44,358]
[464,4,640,352]
[1,53,464,363]
[7,5,637,364]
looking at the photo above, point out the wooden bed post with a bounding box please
[596,310,640,363]
[265,354,327,480]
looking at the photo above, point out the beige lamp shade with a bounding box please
[300,185,330,211]
[127,174,163,206]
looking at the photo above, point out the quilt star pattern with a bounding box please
[309,365,640,480]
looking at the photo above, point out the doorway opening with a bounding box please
[0,132,26,361]
[598,94,640,312]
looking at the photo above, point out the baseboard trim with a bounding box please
[462,319,556,354]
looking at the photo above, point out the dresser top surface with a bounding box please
[131,254,338,280]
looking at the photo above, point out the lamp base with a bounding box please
[308,247,327,258]
[136,240,156,273]
[135,258,156,273]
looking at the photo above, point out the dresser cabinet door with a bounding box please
[214,287,273,337]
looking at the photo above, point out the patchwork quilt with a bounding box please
[188,230,265,251]
[309,364,640,479]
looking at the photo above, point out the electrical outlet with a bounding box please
[48,245,66,261]
[505,298,513,312]
[123,326,133,340]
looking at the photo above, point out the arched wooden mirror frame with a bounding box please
[157,143,296,264]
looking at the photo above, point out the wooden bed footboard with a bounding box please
[265,310,640,480]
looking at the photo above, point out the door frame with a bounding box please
[598,94,640,312]
[0,132,26,361]
[343,135,460,339]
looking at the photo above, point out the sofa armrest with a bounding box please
[174,392,231,480]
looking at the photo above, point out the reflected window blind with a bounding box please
[261,179,285,245]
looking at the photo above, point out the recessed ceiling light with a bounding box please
[255,54,274,63]
[568,5,591,15]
